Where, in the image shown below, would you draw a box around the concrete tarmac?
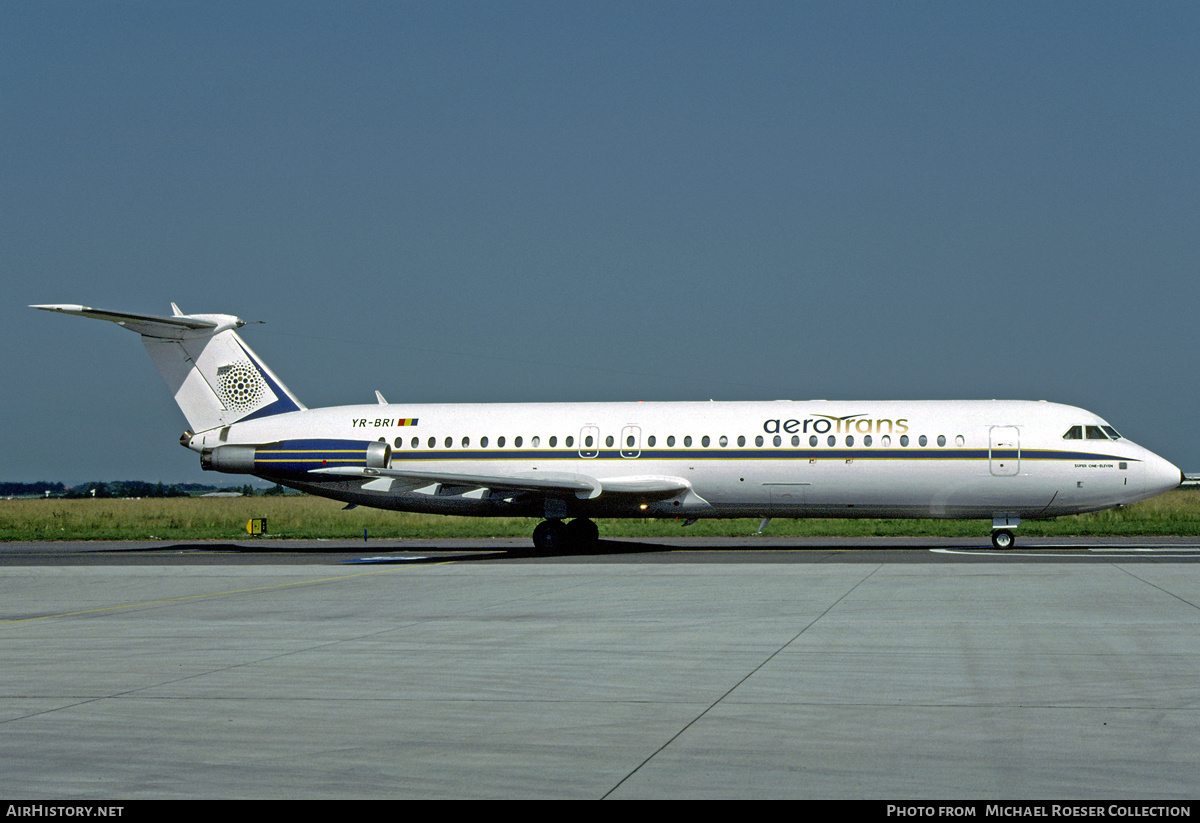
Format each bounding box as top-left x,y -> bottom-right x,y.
1,537 -> 1199,799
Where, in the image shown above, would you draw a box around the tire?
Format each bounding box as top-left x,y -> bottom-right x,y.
566,518 -> 599,546
532,519 -> 568,551
991,529 -> 1015,550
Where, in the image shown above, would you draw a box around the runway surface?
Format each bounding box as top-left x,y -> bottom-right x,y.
2,536 -> 1198,798
6,534 -> 1200,565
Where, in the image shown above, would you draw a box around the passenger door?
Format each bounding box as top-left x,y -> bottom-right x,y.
989,426 -> 1020,476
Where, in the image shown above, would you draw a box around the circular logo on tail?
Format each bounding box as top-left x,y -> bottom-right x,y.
216,361 -> 267,413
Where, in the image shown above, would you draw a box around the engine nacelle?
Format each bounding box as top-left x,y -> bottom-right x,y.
202,439 -> 391,475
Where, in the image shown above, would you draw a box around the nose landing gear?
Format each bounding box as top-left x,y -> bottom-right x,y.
991,514 -> 1020,550
991,529 -> 1015,550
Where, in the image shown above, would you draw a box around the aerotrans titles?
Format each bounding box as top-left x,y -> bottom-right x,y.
763,413 -> 909,435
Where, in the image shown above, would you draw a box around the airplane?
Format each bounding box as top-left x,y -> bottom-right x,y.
33,303 -> 1183,550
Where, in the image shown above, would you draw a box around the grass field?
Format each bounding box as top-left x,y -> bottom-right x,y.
3,488 -> 1199,541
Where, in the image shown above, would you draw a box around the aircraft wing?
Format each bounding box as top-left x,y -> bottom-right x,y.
310,466 -> 600,497
309,466 -> 692,500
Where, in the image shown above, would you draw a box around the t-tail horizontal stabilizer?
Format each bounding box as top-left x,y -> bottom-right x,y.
31,303 -> 305,432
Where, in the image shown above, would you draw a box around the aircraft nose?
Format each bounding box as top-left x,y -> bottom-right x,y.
1144,452 -> 1183,496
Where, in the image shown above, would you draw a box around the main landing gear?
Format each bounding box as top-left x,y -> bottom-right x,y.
532,518 -> 599,551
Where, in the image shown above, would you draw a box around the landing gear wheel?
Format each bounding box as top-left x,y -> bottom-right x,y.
566,518 -> 599,546
532,519 -> 569,551
991,529 -> 1015,550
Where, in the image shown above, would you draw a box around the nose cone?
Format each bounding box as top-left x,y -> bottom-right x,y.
1144,452 -> 1183,498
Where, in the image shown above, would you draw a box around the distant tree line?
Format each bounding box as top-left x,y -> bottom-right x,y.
2,481 -> 293,498
0,482 -> 66,497
65,481 -> 192,499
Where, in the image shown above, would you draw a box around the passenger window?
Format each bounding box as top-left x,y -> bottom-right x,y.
605,436 -> 614,447
827,435 -> 836,447
684,436 -> 692,447
755,435 -> 763,447
481,436 -> 489,448
549,436 -> 557,447
445,436 -> 452,448
702,436 -> 711,447
566,436 -> 574,447
497,436 -> 505,448
428,437 -> 436,448
647,435 -> 655,447
515,436 -> 523,447
719,435 -> 728,447
881,435 -> 891,447
1063,426 -> 1083,440
900,435 -> 909,447
937,435 -> 945,447
585,435 -> 593,447
773,435 -> 782,447
411,437 -> 419,448
667,435 -> 675,446
919,435 -> 927,446
864,435 -> 872,447
791,435 -> 800,447
738,436 -> 746,447
809,435 -> 818,447
394,437 -> 403,448
462,436 -> 470,447
846,435 -> 854,447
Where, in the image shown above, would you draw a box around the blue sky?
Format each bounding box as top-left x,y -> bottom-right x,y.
4,2 -> 1198,484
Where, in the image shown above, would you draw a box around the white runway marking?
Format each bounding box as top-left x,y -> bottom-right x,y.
933,544 -> 1200,558
343,556 -> 431,563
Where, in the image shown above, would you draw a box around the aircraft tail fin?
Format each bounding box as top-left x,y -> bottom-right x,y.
32,304 -> 306,432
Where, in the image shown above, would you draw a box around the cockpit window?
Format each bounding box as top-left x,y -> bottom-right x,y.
1066,424 -> 1120,440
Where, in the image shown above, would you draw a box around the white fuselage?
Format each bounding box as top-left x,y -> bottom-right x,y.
189,399 -> 1182,521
